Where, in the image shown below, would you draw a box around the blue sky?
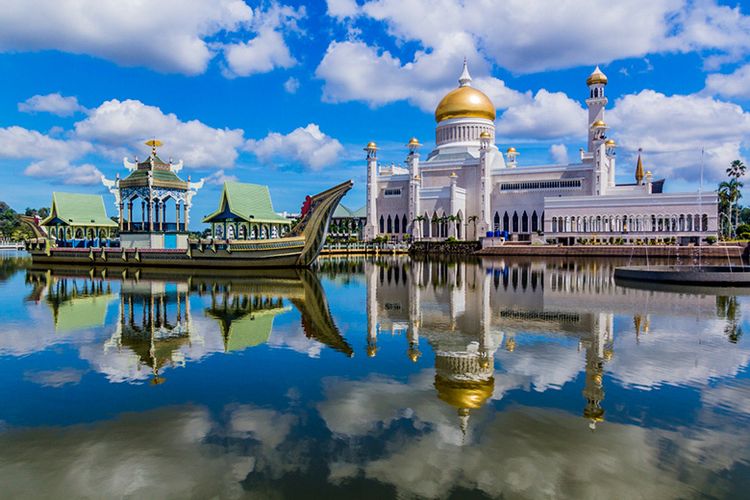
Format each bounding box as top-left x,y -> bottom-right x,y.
1,0 -> 750,227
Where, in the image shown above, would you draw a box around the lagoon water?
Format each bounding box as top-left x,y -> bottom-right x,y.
1,252 -> 749,499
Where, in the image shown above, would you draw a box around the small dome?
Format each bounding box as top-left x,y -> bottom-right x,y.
587,66 -> 608,86
605,139 -> 616,146
591,120 -> 607,129
507,147 -> 517,153
479,131 -> 492,139
365,141 -> 377,150
407,137 -> 421,148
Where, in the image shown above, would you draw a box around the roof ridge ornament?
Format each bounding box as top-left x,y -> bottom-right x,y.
459,58 -> 472,87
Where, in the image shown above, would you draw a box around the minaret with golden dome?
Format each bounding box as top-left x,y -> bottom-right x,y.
586,66 -> 608,153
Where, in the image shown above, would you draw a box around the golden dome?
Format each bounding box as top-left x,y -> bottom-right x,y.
479,131 -> 491,139
407,137 -> 421,148
605,139 -> 616,147
586,66 -> 608,86
364,141 -> 377,150
507,147 -> 517,153
591,120 -> 607,129
434,376 -> 495,410
435,86 -> 496,123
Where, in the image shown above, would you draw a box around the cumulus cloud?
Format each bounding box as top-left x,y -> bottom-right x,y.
0,0 -> 253,75
283,77 -> 300,94
222,3 -> 303,78
74,99 -> 245,168
327,0 -> 750,74
608,90 -> 750,181
245,123 -> 344,170
18,93 -> 87,117
495,90 -> 587,141
0,126 -> 102,185
203,169 -> 239,186
316,40 -> 527,113
550,144 -> 569,164
704,63 -> 750,100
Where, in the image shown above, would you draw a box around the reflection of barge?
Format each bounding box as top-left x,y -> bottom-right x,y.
24,180 -> 352,269
615,265 -> 750,287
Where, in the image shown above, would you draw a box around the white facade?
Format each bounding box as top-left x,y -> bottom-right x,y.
365,64 -> 718,244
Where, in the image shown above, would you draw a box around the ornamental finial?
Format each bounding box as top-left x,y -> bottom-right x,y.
459,58 -> 472,87
145,139 -> 163,156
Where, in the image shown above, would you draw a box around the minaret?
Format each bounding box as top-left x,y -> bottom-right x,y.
477,131 -> 493,238
635,149 -> 645,185
364,142 -> 378,240
406,137 -> 422,239
586,66 -> 608,152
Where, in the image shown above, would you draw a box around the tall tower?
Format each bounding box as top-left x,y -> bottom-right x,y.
406,137 -> 422,238
586,66 -> 608,152
363,142 -> 378,241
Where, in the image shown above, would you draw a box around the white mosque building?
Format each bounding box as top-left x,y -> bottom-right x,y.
364,63 -> 718,245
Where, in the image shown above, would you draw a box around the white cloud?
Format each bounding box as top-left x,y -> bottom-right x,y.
222,3 -> 303,78
495,90 -> 587,141
0,126 -> 102,185
203,169 -> 238,186
328,0 -> 750,74
705,63 -> 750,100
326,0 -> 360,19
283,77 -> 300,94
0,0 -> 253,75
74,99 -> 245,168
316,40 -> 527,113
550,144 -> 569,164
245,123 -> 344,170
608,89 -> 750,181
18,93 -> 86,117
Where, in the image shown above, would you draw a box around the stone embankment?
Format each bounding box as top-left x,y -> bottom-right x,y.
476,244 -> 746,259
409,241 -> 482,256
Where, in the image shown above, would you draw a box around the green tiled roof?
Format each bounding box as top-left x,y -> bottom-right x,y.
203,181 -> 291,224
332,204 -> 353,218
41,192 -> 118,227
352,205 -> 366,217
122,168 -> 185,185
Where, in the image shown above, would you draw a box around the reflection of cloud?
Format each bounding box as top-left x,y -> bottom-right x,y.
0,406 -> 252,499
608,316 -> 750,390
496,341 -> 583,392
23,368 -> 85,387
267,319 -> 324,358
229,406 -> 295,449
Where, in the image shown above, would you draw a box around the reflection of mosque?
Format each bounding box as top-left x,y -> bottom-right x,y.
26,271 -> 117,332
105,280 -> 198,385
364,257 -> 716,431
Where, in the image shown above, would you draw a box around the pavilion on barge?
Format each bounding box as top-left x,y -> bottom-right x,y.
40,192 -> 118,247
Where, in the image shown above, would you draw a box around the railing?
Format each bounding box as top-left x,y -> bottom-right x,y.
54,239 -> 120,248
322,242 -> 410,253
0,239 -> 24,250
122,222 -> 186,232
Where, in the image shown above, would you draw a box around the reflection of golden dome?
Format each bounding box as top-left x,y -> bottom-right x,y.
586,66 -> 608,86
434,375 -> 495,410
584,406 -> 605,422
408,348 -> 421,363
505,338 -> 516,352
435,86 -> 496,123
367,345 -> 378,357
593,373 -> 603,386
603,348 -> 613,361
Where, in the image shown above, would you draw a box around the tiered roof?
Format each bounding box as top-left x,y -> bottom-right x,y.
41,192 -> 118,228
203,182 -> 291,225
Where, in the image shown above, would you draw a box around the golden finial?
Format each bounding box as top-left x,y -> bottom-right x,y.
635,148 -> 645,185
145,139 -> 163,156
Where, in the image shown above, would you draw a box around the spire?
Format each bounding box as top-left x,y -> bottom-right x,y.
458,58 -> 472,87
635,148 -> 644,184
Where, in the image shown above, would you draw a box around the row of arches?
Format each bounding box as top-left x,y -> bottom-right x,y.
493,210 -> 542,234
120,193 -> 186,232
379,214 -> 409,234
48,227 -> 113,240
552,213 -> 710,233
212,222 -> 287,240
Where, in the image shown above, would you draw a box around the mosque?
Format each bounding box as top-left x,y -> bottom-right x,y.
364,63 -> 718,245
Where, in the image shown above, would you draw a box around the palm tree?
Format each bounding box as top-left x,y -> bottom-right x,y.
467,215 -> 479,240
718,181 -> 733,238
412,215 -> 425,240
726,160 -> 746,232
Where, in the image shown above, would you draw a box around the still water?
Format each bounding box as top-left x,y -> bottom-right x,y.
0,252 -> 749,498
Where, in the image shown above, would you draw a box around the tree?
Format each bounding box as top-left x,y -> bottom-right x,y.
412,215 -> 425,240
467,215 -> 479,240
726,160 -> 746,234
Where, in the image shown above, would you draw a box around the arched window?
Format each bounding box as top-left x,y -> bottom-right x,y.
522,211 -> 528,233
512,211 -> 519,233
503,212 -> 510,232
394,215 -> 400,233
387,215 -> 392,234
494,212 -> 500,231
531,211 -> 538,232
402,215 -> 407,234
702,214 -> 708,231
379,215 -> 384,233
552,217 -> 558,233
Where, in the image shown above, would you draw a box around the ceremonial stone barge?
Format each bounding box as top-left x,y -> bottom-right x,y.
23,141 -> 352,268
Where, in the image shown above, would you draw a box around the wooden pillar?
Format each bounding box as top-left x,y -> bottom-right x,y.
148,197 -> 154,232
176,202 -> 181,232
183,202 -> 189,231
118,202 -> 124,230
127,202 -> 133,231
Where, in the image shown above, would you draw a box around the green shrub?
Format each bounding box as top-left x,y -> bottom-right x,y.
736,224 -> 750,235
706,235 -> 717,245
